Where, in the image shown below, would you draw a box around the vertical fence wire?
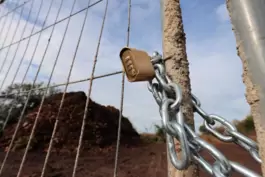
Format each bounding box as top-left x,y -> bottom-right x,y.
0,0 -> 32,34
0,0 -> 47,174
0,1 -> 9,33
1,0 -> 52,132
38,0 -> 94,173
0,6 -> 24,74
0,1 -> 34,91
0,0 -> 135,176
113,0 -> 131,177
0,1 -> 103,54
13,0 -> 65,175
39,1 -> 109,175
71,0 -> 109,176
0,3 -> 27,81
0,2 -> 13,40
0,1 -> 19,63
0,0 -> 31,20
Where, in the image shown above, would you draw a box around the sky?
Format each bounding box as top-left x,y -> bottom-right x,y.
0,0 -> 250,133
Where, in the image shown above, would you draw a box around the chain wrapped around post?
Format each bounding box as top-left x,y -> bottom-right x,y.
119,47 -> 262,177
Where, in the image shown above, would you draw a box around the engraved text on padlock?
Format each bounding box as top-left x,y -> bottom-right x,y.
119,47 -> 155,82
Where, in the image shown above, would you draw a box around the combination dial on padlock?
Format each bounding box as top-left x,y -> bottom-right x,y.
119,47 -> 155,82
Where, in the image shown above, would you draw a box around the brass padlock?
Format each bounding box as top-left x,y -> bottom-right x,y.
119,47 -> 155,82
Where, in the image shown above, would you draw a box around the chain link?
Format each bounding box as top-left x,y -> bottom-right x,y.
148,52 -> 262,177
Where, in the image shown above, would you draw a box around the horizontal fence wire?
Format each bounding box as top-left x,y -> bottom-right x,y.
72,0 -> 109,176
0,0 -> 30,82
0,0 -> 103,53
0,0 -> 37,135
0,0 -> 31,21
0,0 -> 128,177
0,0 -> 21,56
0,0 -> 35,91
0,0 -> 29,44
0,71 -> 123,98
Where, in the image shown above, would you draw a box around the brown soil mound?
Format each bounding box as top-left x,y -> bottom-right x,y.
0,91 -> 140,152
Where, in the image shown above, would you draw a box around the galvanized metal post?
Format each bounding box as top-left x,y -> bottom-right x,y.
160,0 -> 199,177
226,0 -> 265,175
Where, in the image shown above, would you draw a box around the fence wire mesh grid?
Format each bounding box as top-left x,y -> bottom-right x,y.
0,0 -> 132,176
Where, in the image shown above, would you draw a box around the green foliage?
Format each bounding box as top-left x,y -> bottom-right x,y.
140,134 -> 160,143
1,82 -> 60,101
233,115 -> 255,134
140,124 -> 166,144
154,124 -> 166,142
0,82 -> 61,131
244,115 -> 255,131
199,124 -> 208,134
199,115 -> 255,136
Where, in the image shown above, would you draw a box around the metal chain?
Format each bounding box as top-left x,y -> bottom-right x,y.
148,52 -> 262,177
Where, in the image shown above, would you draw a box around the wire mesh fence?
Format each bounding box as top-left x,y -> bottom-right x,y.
0,0 -> 263,177
0,0 -> 138,176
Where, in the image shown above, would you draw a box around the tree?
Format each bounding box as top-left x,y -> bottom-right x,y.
243,115 -> 255,132
0,82 -> 60,129
161,0 -> 199,176
199,124 -> 208,134
233,115 -> 255,134
154,124 -> 166,142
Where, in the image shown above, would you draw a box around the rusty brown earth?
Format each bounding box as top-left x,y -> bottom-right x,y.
0,92 -> 261,177
0,141 -> 262,177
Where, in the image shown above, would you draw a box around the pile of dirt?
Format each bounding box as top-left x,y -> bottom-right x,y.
0,91 -> 140,152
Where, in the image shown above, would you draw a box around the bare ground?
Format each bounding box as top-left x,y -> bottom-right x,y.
0,141 -> 261,177
199,142 -> 262,177
0,143 -> 167,177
